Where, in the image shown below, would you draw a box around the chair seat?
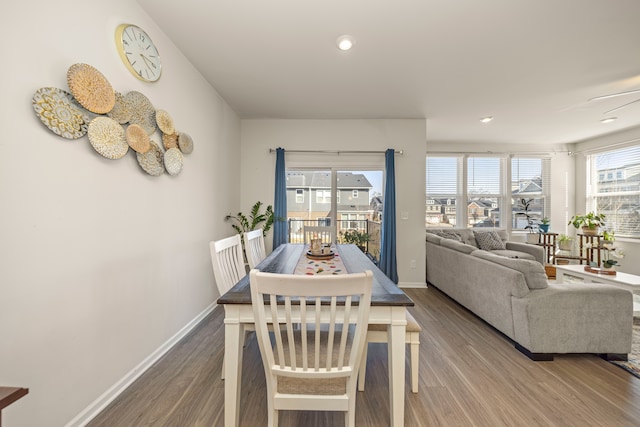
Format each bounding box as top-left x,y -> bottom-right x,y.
279,376 -> 347,395
367,310 -> 421,332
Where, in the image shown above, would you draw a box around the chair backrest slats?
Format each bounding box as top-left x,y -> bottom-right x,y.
303,226 -> 335,245
244,228 -> 267,269
210,235 -> 246,296
250,269 -> 372,383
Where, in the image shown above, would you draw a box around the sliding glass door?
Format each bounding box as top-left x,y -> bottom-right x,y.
286,168 -> 383,261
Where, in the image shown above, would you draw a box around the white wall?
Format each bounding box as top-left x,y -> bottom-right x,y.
240,119 -> 427,286
574,126 -> 640,275
0,1 -> 240,426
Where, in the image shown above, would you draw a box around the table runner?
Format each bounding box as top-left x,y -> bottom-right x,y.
294,245 -> 348,275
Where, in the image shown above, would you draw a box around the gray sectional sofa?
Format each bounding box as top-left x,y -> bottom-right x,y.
426,228 -> 633,360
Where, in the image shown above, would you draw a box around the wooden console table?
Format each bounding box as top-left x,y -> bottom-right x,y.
0,387 -> 28,427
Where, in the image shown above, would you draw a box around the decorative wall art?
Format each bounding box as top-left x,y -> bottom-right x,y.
32,87 -> 90,139
31,63 -> 194,177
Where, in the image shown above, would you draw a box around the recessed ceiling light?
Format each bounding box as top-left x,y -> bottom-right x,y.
480,116 -> 494,123
336,35 -> 355,51
601,117 -> 617,123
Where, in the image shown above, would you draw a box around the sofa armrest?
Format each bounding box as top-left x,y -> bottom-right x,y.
505,241 -> 544,264
512,283 -> 633,354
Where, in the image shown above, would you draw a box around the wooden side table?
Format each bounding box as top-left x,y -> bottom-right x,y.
535,232 -> 557,264
0,387 -> 28,427
554,234 -> 603,266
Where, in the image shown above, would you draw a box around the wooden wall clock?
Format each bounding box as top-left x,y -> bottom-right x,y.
114,24 -> 162,82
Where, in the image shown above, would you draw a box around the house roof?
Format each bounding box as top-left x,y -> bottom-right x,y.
287,171 -> 372,189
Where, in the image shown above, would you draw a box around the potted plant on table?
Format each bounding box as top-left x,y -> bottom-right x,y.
568,212 -> 605,236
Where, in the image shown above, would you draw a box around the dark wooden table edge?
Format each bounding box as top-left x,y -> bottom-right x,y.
217,244 -> 414,307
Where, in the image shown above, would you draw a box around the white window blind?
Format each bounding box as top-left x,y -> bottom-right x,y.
426,157 -> 459,227
587,145 -> 640,238
466,157 -> 503,228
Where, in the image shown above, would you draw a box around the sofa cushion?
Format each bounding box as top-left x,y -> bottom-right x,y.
433,230 -> 463,241
440,238 -> 478,254
490,249 -> 537,261
425,233 -> 443,244
471,250 -> 548,290
474,230 -> 507,251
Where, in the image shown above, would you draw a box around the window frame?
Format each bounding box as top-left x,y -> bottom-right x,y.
586,145 -> 640,239
426,153 -> 551,232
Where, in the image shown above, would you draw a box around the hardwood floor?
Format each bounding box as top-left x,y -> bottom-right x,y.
88,286 -> 640,426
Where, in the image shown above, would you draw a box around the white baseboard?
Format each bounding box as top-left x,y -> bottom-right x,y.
398,282 -> 428,288
64,303 -> 217,427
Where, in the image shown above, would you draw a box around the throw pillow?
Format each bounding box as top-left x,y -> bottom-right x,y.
434,231 -> 462,241
474,231 -> 506,251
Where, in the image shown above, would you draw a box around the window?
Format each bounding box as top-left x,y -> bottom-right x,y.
286,169 -> 383,259
587,145 -> 640,238
511,157 -> 551,231
425,157 -> 459,227
316,189 -> 331,203
466,157 -> 503,228
426,155 -> 550,231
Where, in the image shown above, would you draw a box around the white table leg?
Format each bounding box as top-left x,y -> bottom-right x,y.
387,307 -> 407,427
556,269 -> 565,283
224,305 -> 244,427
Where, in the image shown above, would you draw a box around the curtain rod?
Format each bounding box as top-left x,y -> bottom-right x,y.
269,148 -> 403,155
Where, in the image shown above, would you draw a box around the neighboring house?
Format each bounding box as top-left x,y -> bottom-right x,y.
425,197 -> 457,227
370,195 -> 384,221
286,171 -> 373,230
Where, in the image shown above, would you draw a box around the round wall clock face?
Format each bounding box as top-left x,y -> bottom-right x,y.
115,24 -> 162,82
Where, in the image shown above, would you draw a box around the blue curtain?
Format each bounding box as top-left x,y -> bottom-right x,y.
380,149 -> 398,283
273,147 -> 288,248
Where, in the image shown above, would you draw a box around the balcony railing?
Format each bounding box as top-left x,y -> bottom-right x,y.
287,219 -> 381,264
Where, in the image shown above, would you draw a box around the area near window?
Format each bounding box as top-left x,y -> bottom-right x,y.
586,145 -> 640,238
426,154 -> 550,231
285,168 -> 383,262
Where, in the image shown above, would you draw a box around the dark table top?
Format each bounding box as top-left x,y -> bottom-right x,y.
0,387 -> 28,411
217,244 -> 414,307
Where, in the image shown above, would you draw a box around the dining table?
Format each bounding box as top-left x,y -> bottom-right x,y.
217,243 -> 415,427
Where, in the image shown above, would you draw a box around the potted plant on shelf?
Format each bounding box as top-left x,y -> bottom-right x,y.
602,230 -> 615,244
568,212 -> 605,236
539,217 -> 550,233
557,234 -> 573,251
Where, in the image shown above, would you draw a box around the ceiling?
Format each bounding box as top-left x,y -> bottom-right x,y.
139,0 -> 640,145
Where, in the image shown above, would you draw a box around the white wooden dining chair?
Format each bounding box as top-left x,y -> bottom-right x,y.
210,234 -> 252,379
358,309 -> 421,393
303,225 -> 335,245
250,269 -> 373,427
243,228 -> 267,269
